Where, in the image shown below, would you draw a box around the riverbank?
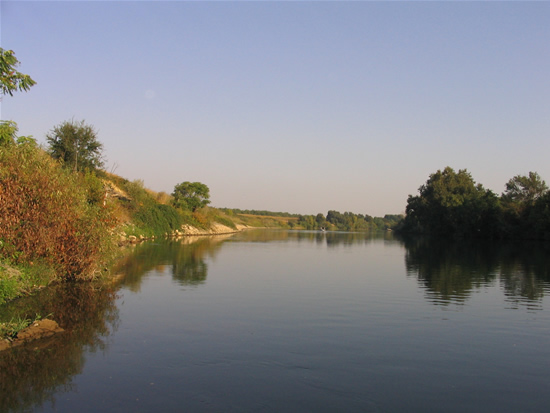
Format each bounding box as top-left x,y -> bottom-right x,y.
0,319 -> 64,352
118,222 -> 250,245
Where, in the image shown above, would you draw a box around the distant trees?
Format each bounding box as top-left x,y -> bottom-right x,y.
0,48 -> 36,97
46,119 -> 104,173
400,167 -> 550,240
295,210 -> 399,232
172,182 -> 211,212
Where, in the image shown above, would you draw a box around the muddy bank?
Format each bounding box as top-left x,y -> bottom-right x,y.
0,319 -> 64,352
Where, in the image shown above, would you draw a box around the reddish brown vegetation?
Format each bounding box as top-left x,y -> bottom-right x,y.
0,145 -> 115,280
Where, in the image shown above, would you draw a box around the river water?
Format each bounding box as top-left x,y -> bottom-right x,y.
1,230 -> 550,412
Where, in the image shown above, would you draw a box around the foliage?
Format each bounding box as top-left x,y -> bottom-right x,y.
0,315 -> 31,340
401,167 -> 501,237
46,119 -> 104,173
502,172 -> 548,216
0,261 -> 55,305
0,120 -> 36,147
221,208 -> 301,218
528,192 -> 550,240
172,181 -> 211,212
132,204 -> 183,237
400,167 -> 550,240
214,215 -> 237,230
106,178 -> 188,237
0,48 -> 36,97
0,143 -> 115,281
0,120 -> 19,146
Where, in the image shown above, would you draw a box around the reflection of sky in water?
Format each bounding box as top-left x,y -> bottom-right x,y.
6,231 -> 550,413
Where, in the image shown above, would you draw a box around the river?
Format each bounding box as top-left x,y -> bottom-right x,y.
1,230 -> 550,412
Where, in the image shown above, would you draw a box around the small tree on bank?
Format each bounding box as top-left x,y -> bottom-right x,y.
46,119 -> 104,173
172,182 -> 211,212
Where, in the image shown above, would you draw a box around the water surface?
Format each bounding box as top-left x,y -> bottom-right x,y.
2,230 -> 550,412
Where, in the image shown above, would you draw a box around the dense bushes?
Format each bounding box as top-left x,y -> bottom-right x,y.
0,143 -> 115,282
133,204 -> 183,236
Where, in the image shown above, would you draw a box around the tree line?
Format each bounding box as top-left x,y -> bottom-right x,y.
398,167 -> 550,240
296,211 -> 402,231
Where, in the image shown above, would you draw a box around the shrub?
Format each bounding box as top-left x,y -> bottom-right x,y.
0,144 -> 115,280
133,204 -> 183,236
214,216 -> 237,230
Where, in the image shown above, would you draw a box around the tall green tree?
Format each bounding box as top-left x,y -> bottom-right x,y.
172,182 -> 211,212
502,172 -> 548,211
0,48 -> 36,97
402,167 -> 501,237
46,119 -> 104,172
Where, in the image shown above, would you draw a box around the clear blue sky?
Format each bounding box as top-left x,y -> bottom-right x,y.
2,1 -> 549,217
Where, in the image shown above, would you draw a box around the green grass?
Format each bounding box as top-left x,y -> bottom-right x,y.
0,261 -> 56,305
0,315 -> 31,340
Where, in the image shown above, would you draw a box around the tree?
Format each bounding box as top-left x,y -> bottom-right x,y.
46,119 -> 104,172
315,213 -> 327,229
502,172 -> 548,210
172,182 -> 211,212
0,48 -> 36,97
402,167 -> 500,237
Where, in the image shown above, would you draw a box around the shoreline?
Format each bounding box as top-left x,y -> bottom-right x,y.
119,223 -> 251,245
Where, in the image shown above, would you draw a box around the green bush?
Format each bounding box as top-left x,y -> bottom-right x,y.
133,204 -> 183,236
214,216 -> 237,230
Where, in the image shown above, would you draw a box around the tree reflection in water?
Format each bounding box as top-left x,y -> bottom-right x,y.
0,283 -> 119,412
111,236 -> 229,291
404,236 -> 550,308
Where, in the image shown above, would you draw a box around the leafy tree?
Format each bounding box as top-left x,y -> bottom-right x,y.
315,213 -> 327,229
172,181 -> 211,212
46,119 -> 104,172
402,167 -> 500,237
527,192 -> 550,240
0,48 -> 36,97
502,172 -> 548,210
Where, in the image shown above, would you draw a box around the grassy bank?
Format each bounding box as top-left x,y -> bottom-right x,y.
0,142 -> 117,305
0,143 -> 243,306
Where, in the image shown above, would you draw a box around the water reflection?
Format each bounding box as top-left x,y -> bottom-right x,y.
0,283 -> 118,412
112,236 -> 229,290
404,236 -> 550,308
231,228 -> 396,246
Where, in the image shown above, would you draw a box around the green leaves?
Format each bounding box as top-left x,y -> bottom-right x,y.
46,119 -> 104,173
403,167 -> 499,237
172,181 -> 211,212
0,48 -> 36,97
503,172 -> 548,208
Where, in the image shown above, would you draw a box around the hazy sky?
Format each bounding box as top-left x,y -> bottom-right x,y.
2,1 -> 549,216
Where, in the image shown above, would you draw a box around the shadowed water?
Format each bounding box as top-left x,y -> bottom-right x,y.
2,230 -> 550,412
